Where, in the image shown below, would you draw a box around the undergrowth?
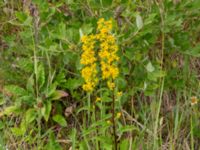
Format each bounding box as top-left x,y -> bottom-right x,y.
0,0 -> 200,149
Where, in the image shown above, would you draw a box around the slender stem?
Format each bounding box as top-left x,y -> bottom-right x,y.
87,93 -> 91,126
190,111 -> 194,150
94,104 -> 101,150
153,1 -> 165,149
112,89 -> 117,150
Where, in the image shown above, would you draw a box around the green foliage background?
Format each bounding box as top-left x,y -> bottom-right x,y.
0,0 -> 200,149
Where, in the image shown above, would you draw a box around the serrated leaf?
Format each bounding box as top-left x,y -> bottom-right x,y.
53,114 -> 67,127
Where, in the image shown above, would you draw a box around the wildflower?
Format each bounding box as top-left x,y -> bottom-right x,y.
116,112 -> 122,119
81,34 -> 98,92
97,18 -> 119,90
191,96 -> 198,106
80,18 -> 119,92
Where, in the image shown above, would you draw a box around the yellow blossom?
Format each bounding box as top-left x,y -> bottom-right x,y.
81,34 -> 98,92
191,96 -> 198,106
81,18 -> 119,92
96,18 -> 119,90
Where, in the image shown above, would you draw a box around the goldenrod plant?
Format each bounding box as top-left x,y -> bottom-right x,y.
0,0 -> 200,149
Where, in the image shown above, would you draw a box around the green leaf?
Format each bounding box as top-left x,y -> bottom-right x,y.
120,139 -> 129,150
41,101 -> 52,122
148,70 -> 166,81
11,127 -> 26,136
118,125 -> 139,134
136,14 -> 143,30
4,85 -> 27,97
36,64 -> 45,89
17,58 -> 33,72
65,78 -> 83,91
15,12 -> 27,22
0,121 -> 4,130
0,105 -> 20,117
80,23 -> 93,36
146,62 -> 155,72
184,44 -> 200,57
53,114 -> 67,127
25,109 -> 37,124
45,131 -> 62,150
50,90 -> 69,101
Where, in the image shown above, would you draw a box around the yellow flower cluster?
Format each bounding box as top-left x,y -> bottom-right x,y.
81,35 -> 98,92
96,18 -> 119,90
80,18 -> 119,92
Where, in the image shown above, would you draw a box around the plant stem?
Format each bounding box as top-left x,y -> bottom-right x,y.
87,93 -> 91,126
112,89 -> 117,150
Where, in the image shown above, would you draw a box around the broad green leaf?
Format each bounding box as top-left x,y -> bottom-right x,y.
53,114 -> 67,127
25,109 -> 37,124
4,85 -> 27,97
120,139 -> 129,150
50,90 -> 69,101
41,101 -> 52,122
11,127 -> 26,136
0,105 -> 20,117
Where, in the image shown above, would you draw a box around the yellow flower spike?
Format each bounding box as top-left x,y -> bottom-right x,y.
191,96 -> 198,106
116,112 -> 122,119
81,18 -> 119,92
81,34 -> 98,92
96,18 -> 119,90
